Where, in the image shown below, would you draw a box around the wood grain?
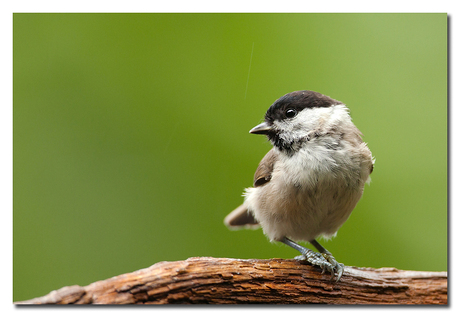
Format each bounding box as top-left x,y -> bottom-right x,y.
15,257 -> 447,305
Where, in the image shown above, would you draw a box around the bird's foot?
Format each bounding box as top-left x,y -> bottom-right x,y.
295,251 -> 344,282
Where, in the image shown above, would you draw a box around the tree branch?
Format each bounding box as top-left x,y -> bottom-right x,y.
15,257 -> 447,304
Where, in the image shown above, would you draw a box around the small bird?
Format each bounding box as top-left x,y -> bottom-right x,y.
224,90 -> 374,282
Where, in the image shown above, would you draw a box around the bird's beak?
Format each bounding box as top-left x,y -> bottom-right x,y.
249,122 -> 272,135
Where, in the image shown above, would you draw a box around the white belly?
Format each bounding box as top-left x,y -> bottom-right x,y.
244,145 -> 368,242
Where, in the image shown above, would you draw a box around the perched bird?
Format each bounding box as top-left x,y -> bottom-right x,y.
224,90 -> 374,281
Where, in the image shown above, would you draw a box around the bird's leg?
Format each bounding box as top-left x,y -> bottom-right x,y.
310,239 -> 345,282
279,237 -> 339,279
279,237 -> 344,282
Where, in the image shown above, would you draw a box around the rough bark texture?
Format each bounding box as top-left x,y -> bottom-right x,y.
15,257 -> 447,305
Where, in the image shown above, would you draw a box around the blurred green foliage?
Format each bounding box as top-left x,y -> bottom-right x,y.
13,13 -> 447,302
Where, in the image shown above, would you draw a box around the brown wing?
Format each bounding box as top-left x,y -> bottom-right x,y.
254,148 -> 277,187
224,204 -> 259,229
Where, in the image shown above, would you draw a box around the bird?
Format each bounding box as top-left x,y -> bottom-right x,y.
224,90 -> 374,282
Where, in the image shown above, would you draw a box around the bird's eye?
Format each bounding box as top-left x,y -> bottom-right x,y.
285,108 -> 297,118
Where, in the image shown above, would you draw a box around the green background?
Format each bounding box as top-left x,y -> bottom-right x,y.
13,13 -> 447,302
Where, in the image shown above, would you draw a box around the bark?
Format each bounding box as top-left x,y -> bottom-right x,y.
15,257 -> 447,305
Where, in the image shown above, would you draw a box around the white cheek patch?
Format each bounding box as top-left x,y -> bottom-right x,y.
274,104 -> 350,143
274,107 -> 333,143
328,104 -> 350,127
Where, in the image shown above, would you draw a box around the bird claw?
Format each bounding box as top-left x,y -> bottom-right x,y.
322,253 -> 344,282
295,252 -> 344,282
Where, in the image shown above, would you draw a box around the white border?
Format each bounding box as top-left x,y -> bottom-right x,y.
2,1 -> 456,315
